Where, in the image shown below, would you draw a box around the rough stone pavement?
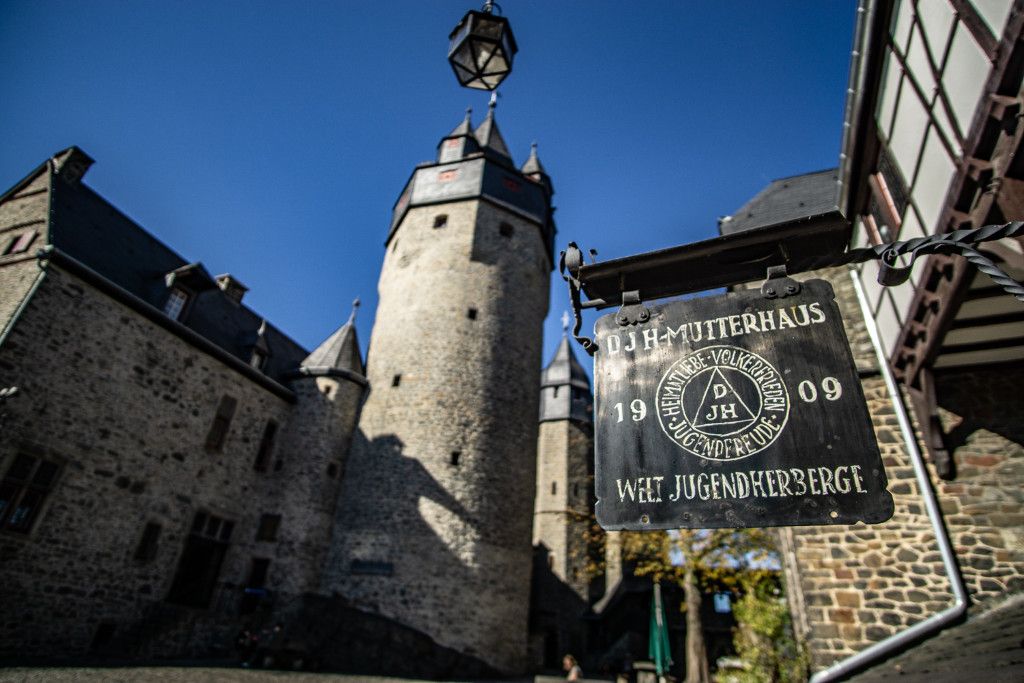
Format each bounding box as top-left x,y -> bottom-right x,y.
0,670 -> 539,683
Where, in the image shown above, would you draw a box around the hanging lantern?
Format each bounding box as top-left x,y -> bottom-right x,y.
447,3 -> 518,91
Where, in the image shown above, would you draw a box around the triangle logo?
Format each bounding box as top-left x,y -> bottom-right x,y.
690,367 -> 757,433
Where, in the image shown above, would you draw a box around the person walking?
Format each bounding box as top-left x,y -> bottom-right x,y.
563,654 -> 583,681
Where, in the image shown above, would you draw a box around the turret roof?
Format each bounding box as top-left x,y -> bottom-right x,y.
474,102 -> 513,163
541,335 -> 590,391
302,302 -> 364,377
521,142 -> 547,176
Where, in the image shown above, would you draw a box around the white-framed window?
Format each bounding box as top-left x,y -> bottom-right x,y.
163,287 -> 189,321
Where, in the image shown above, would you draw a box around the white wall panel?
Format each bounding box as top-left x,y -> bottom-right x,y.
972,0 -> 1013,38
889,83 -> 930,185
892,0 -> 916,54
861,259 -> 885,315
907,26 -> 937,96
943,22 -> 992,132
876,51 -> 903,140
917,1 -> 956,66
890,278 -> 916,320
876,291 -> 903,353
913,127 -> 957,232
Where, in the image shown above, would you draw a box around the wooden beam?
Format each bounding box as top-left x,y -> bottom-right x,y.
949,310 -> 1024,329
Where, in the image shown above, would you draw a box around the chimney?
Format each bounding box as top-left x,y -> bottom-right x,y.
215,274 -> 248,305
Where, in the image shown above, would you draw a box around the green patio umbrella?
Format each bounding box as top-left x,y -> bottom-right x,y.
649,580 -> 673,677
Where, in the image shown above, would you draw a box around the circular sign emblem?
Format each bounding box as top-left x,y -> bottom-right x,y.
656,345 -> 789,461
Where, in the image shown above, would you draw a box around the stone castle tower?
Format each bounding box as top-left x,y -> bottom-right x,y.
534,329 -> 594,599
324,103 -> 555,673
530,329 -> 596,665
274,309 -> 367,599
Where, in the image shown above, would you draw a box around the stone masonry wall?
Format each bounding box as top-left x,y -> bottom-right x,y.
0,173 -> 49,334
325,198 -> 550,673
533,419 -> 594,599
0,263 -> 331,659
931,364 -> 1024,601
778,266 -> 1024,671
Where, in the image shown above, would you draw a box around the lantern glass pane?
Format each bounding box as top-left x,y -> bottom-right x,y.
466,77 -> 487,89
452,45 -> 475,70
453,62 -> 476,85
449,18 -> 471,55
473,16 -> 503,39
483,52 -> 508,75
472,40 -> 497,72
482,75 -> 503,88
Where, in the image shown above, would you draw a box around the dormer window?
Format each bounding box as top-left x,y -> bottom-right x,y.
250,348 -> 267,370
163,288 -> 189,321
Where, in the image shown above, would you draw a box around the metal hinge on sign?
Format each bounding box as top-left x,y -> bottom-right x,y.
761,265 -> 801,299
616,290 -> 650,326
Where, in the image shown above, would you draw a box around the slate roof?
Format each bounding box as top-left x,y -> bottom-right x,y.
848,596 -> 1024,682
445,108 -> 475,139
521,142 -> 546,176
539,335 -> 592,424
302,310 -> 364,377
718,168 -> 840,235
473,104 -> 514,165
24,147 -> 313,383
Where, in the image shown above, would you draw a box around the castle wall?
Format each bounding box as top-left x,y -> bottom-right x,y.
0,263 -> 336,659
273,375 -> 364,599
778,266 -> 1024,669
326,198 -> 549,673
0,173 -> 49,335
533,418 -> 593,598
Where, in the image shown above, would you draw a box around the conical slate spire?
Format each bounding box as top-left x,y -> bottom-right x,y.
302,299 -> 364,376
542,336 -> 591,391
521,141 -> 553,194
474,96 -> 513,164
540,328 -> 592,424
521,142 -> 546,176
447,107 -> 474,138
438,108 -> 480,162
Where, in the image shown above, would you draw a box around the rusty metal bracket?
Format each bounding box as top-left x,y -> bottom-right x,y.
559,242 -> 598,356
615,290 -> 650,326
760,264 -> 802,299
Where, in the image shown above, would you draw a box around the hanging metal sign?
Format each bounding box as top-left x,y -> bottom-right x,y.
594,279 -> 894,530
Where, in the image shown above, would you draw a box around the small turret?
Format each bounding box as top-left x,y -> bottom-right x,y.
539,315 -> 592,424
300,300 -> 365,382
473,95 -> 514,166
274,300 -> 367,597
521,142 -> 553,195
438,108 -> 481,163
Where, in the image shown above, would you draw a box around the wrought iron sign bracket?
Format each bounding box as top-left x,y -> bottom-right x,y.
615,290 -> 650,326
561,221 -> 1024,357
760,264 -> 802,299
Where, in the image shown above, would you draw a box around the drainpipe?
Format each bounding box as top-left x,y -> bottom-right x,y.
809,271 -> 968,682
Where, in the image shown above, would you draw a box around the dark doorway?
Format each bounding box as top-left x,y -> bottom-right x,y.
166,511 -> 233,608
239,557 -> 271,615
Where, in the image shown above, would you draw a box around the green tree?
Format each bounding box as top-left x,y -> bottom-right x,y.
617,527 -> 778,683
719,579 -> 808,683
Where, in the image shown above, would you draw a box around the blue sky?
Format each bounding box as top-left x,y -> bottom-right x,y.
1,1 -> 855,367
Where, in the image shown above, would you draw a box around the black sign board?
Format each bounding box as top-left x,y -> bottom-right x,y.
593,279 -> 894,530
